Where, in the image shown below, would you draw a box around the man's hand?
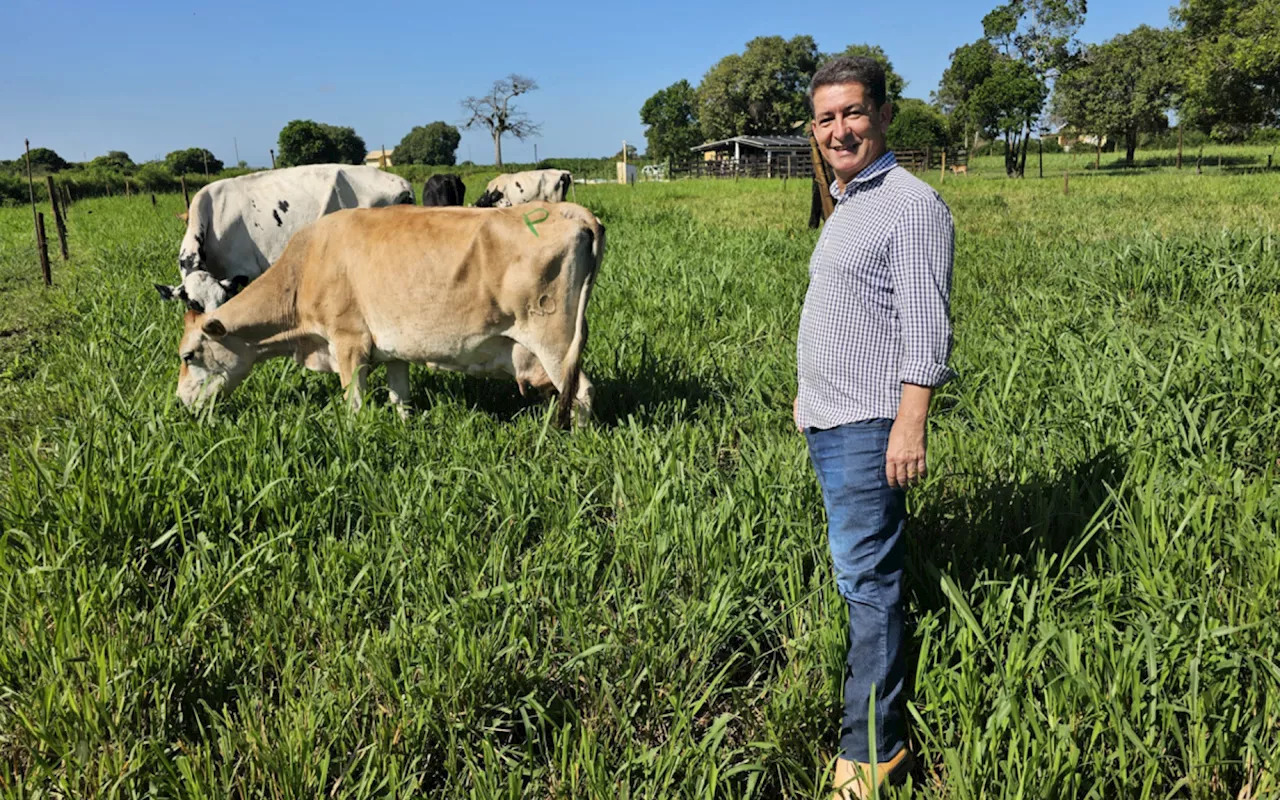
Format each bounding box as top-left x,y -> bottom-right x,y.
887,383 -> 933,489
886,418 -> 926,488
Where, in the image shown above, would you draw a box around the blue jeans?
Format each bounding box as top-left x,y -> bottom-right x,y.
805,419 -> 907,763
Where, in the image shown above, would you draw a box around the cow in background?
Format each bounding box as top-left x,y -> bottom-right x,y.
422,174 -> 466,206
474,169 -> 572,208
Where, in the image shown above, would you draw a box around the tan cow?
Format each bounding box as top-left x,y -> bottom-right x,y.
175,202 -> 603,426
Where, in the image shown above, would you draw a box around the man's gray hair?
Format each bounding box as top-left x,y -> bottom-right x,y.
809,56 -> 888,109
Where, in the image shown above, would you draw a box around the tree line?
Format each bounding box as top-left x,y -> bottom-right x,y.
640,0 -> 1280,177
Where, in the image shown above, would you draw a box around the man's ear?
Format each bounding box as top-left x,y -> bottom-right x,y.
156,283 -> 181,301
202,319 -> 227,338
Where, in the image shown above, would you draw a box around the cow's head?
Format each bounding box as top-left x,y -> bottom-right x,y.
175,309 -> 258,408
156,272 -> 249,314
473,189 -> 504,208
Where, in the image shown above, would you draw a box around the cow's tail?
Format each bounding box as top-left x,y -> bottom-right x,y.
556,218 -> 604,428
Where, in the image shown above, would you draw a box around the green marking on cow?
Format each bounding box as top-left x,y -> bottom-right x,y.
524,208 -> 550,237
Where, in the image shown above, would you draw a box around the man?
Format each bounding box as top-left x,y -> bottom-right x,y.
795,56 -> 955,799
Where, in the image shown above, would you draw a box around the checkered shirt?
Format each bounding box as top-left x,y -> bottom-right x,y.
796,151 -> 956,430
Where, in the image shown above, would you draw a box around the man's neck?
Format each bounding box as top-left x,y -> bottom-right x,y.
834,145 -> 888,193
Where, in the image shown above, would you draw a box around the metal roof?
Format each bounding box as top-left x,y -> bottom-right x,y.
691,135 -> 810,152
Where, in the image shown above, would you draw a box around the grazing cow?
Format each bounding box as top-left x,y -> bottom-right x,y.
950,164 -> 969,176
174,203 -> 603,427
155,164 -> 414,313
473,169 -> 572,208
422,174 -> 466,206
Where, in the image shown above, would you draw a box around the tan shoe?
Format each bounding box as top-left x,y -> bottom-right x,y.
831,748 -> 912,800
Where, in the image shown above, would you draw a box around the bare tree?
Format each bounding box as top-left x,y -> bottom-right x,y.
461,74 -> 542,167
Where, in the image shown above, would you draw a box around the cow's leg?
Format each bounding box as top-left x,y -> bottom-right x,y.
511,338 -> 593,427
337,337 -> 372,412
386,361 -> 412,420
572,369 -> 595,426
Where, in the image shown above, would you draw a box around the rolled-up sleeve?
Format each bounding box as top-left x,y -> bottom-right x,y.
887,195 -> 955,387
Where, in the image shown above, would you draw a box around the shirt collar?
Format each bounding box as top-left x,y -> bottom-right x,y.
829,150 -> 898,200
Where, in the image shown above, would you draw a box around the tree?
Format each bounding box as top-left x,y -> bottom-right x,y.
826,44 -> 907,102
1174,0 -> 1280,133
460,74 -> 541,167
89,151 -> 134,171
640,79 -> 703,162
612,143 -> 640,161
887,98 -> 949,149
277,120 -> 340,166
935,39 -> 1003,152
981,0 -> 1087,176
392,122 -> 461,165
1053,26 -> 1179,163
22,147 -> 69,173
968,55 -> 1048,176
165,148 -> 223,175
318,124 -> 367,165
696,35 -> 819,141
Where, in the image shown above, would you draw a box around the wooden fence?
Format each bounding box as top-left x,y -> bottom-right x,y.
666,148 -> 968,181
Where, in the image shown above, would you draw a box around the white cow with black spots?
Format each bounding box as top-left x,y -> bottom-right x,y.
473,169 -> 572,208
156,164 -> 413,313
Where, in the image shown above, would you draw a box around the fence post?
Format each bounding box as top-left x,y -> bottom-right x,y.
24,139 -> 48,284
151,193 -> 157,206
181,176 -> 190,210
125,179 -> 131,197
941,150 -> 947,183
1176,125 -> 1183,169
45,176 -> 68,261
36,212 -> 51,286
270,149 -> 276,169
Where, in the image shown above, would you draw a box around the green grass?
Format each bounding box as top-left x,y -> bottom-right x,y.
0,167 -> 1278,798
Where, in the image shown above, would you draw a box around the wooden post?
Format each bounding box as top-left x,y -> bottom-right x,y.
151,193 -> 157,206
202,150 -> 209,176
1217,154 -> 1222,169
808,129 -> 834,222
1038,135 -> 1043,179
45,177 -> 68,261
24,140 -> 47,282
1269,155 -> 1273,170
941,150 -> 947,183
1176,125 -> 1183,169
1095,137 -> 1101,170
181,176 -> 190,210
1064,170 -> 1069,195
270,149 -> 276,169
35,212 -> 51,286
62,184 -> 72,212
125,179 -> 131,197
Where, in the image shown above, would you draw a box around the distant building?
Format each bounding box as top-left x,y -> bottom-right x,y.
1056,127 -> 1108,152
364,149 -> 394,168
691,134 -> 811,164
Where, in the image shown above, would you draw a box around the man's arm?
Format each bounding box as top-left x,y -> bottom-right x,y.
886,196 -> 955,487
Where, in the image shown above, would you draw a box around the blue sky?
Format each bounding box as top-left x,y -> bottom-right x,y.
2,0 -> 1180,167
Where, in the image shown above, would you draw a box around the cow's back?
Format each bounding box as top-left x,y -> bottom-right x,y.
179,165 -> 413,281
290,204 -> 598,332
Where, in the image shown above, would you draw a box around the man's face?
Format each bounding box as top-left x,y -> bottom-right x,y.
811,82 -> 893,184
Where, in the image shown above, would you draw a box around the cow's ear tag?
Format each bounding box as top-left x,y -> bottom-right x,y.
523,208 -> 550,237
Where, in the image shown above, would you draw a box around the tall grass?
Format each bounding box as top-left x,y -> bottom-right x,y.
0,169 -> 1277,797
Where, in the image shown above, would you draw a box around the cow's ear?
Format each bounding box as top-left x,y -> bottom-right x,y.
156,283 -> 181,301
202,319 -> 227,338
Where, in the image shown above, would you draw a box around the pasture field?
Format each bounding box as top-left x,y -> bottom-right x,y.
1,167 -> 1278,798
